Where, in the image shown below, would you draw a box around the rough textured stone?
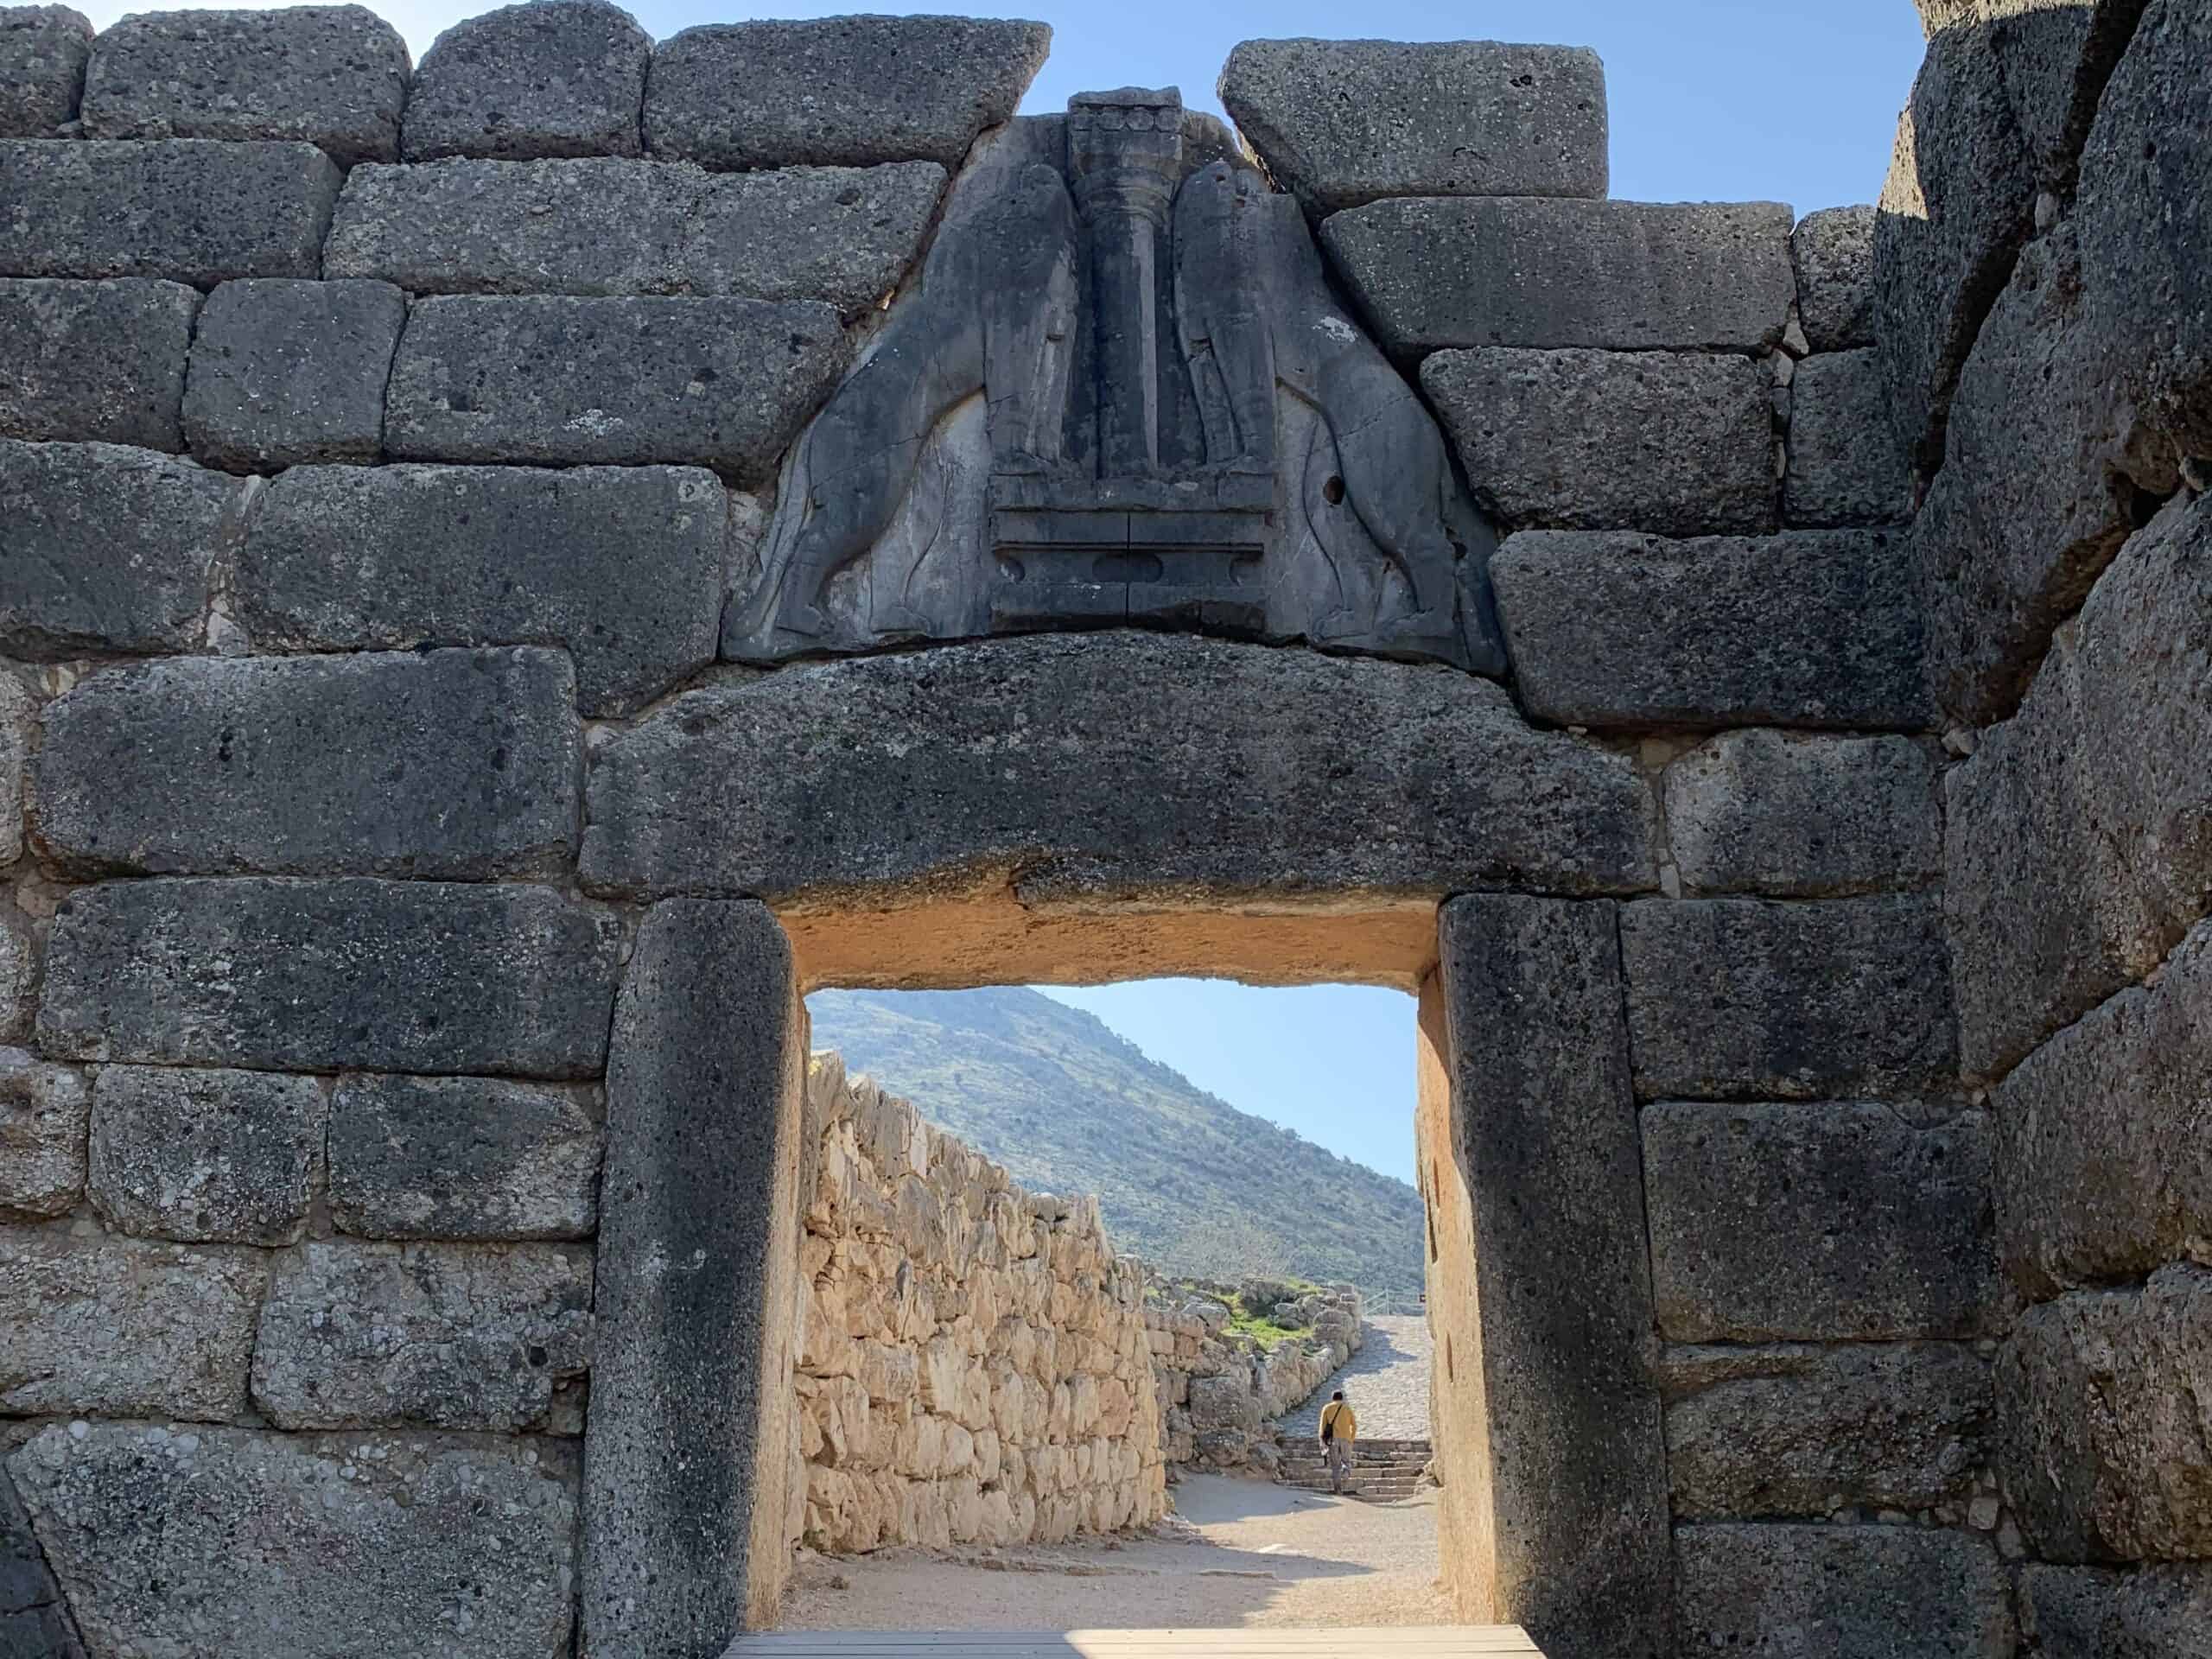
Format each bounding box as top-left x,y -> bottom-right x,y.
587,899 -> 804,1651
328,1073 -> 601,1242
1675,1524 -> 2014,1658
1664,731 -> 1942,898
582,632 -> 1656,902
0,277 -> 198,448
1328,199 -> 1791,354
1663,1344 -> 1991,1518
0,139 -> 341,283
1622,899 -> 1959,1101
87,1065 -> 323,1245
1424,347 -> 1774,536
253,1240 -> 591,1432
1644,1102 -> 1999,1341
0,1226 -> 264,1419
1433,896 -> 1670,1659
38,878 -> 621,1077
1999,1267 -> 2212,1561
79,4 -> 410,165
181,277 -> 405,470
1987,0 -> 2156,194
8,1424 -> 577,1659
384,293 -> 846,483
327,156 -> 944,317
1995,917 -> 2212,1295
1791,205 -> 1877,352
645,16 -> 1049,170
0,905 -> 31,1046
0,1463 -> 78,1659
1217,40 -> 1605,216
1785,349 -> 1912,526
1491,529 -> 1929,731
0,1051 -> 87,1221
404,0 -> 649,162
35,648 -> 582,879
236,462 -> 725,718
0,5 -> 89,136
0,671 -> 26,866
2023,1563 -> 2212,1659
0,440 -> 235,658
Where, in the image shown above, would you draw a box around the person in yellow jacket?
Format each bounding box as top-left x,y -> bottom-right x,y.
1319,1390 -> 1357,1494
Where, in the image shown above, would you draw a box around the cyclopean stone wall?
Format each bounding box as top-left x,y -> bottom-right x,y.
791,1052 -> 1166,1555
1143,1281 -> 1363,1472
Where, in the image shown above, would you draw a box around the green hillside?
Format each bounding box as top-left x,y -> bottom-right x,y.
805,987 -> 1425,1301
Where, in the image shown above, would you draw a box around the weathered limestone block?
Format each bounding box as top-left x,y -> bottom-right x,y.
1643,1103 -> 2000,1341
1328,200 -> 1790,354
1425,347 -> 1773,536
1664,731 -> 1941,898
385,293 -> 846,483
38,878 -> 621,1077
0,440 -> 234,658
0,904 -> 30,1046
404,0 -> 649,161
35,648 -> 583,879
645,16 -> 1049,170
0,5 -> 89,136
329,1073 -> 601,1242
1791,205 -> 1876,352
2023,1563 -> 2212,1658
0,276 -> 198,448
582,632 -> 1656,901
1785,349 -> 1912,527
87,1065 -> 324,1245
0,671 -> 25,866
1492,528 -> 1927,730
0,1050 -> 86,1220
1217,40 -> 1606,215
1985,0 -> 2158,194
9,1424 -> 578,1659
0,1462 -> 76,1656
1675,1524 -> 2014,1657
182,277 -> 406,470
79,4 -> 410,165
1995,917 -> 2212,1295
1663,1343 -> 1991,1517
1621,896 -> 1956,1098
0,139 -> 341,283
0,1225 -> 264,1419
237,461 -> 725,717
253,1240 -> 592,1432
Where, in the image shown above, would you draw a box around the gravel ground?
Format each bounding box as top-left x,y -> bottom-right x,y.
1274,1316 -> 1433,1440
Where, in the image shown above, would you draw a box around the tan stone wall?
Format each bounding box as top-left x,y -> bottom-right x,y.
1143,1281 -> 1362,1472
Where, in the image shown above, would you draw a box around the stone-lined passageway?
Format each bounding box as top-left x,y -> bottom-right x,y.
1274,1317 -> 1433,1442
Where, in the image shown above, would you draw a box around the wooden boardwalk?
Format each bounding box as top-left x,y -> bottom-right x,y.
729,1629 -> 1541,1656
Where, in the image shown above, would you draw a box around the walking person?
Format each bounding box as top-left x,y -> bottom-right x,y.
1319,1389 -> 1357,1495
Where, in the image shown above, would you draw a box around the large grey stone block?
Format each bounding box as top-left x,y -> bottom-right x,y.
403,0 -> 649,161
182,277 -> 406,470
1663,1343 -> 1991,1518
1663,731 -> 1942,898
9,1424 -> 577,1659
1644,1102 -> 1999,1342
1995,917 -> 2212,1296
38,878 -> 621,1077
1491,529 -> 1929,731
0,276 -> 198,448
645,15 -> 1049,170
87,1065 -> 323,1245
79,4 -> 410,165
1425,347 -> 1774,536
1986,0 -> 2157,194
1328,199 -> 1791,354
1999,1267 -> 2212,1561
327,156 -> 944,318
2023,1563 -> 2212,1659
36,647 -> 582,879
328,1073 -> 601,1242
0,670 -> 26,865
1785,349 -> 1912,526
0,1465 -> 76,1659
1217,40 -> 1606,216
0,6 -> 89,136
581,632 -> 1656,902
0,138 -> 341,283
235,461 -> 724,718
0,439 -> 235,658
0,1225 -> 264,1419
253,1240 -> 591,1432
1675,1524 -> 2013,1658
384,293 -> 846,483
0,1051 -> 87,1221
1791,205 -> 1876,352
